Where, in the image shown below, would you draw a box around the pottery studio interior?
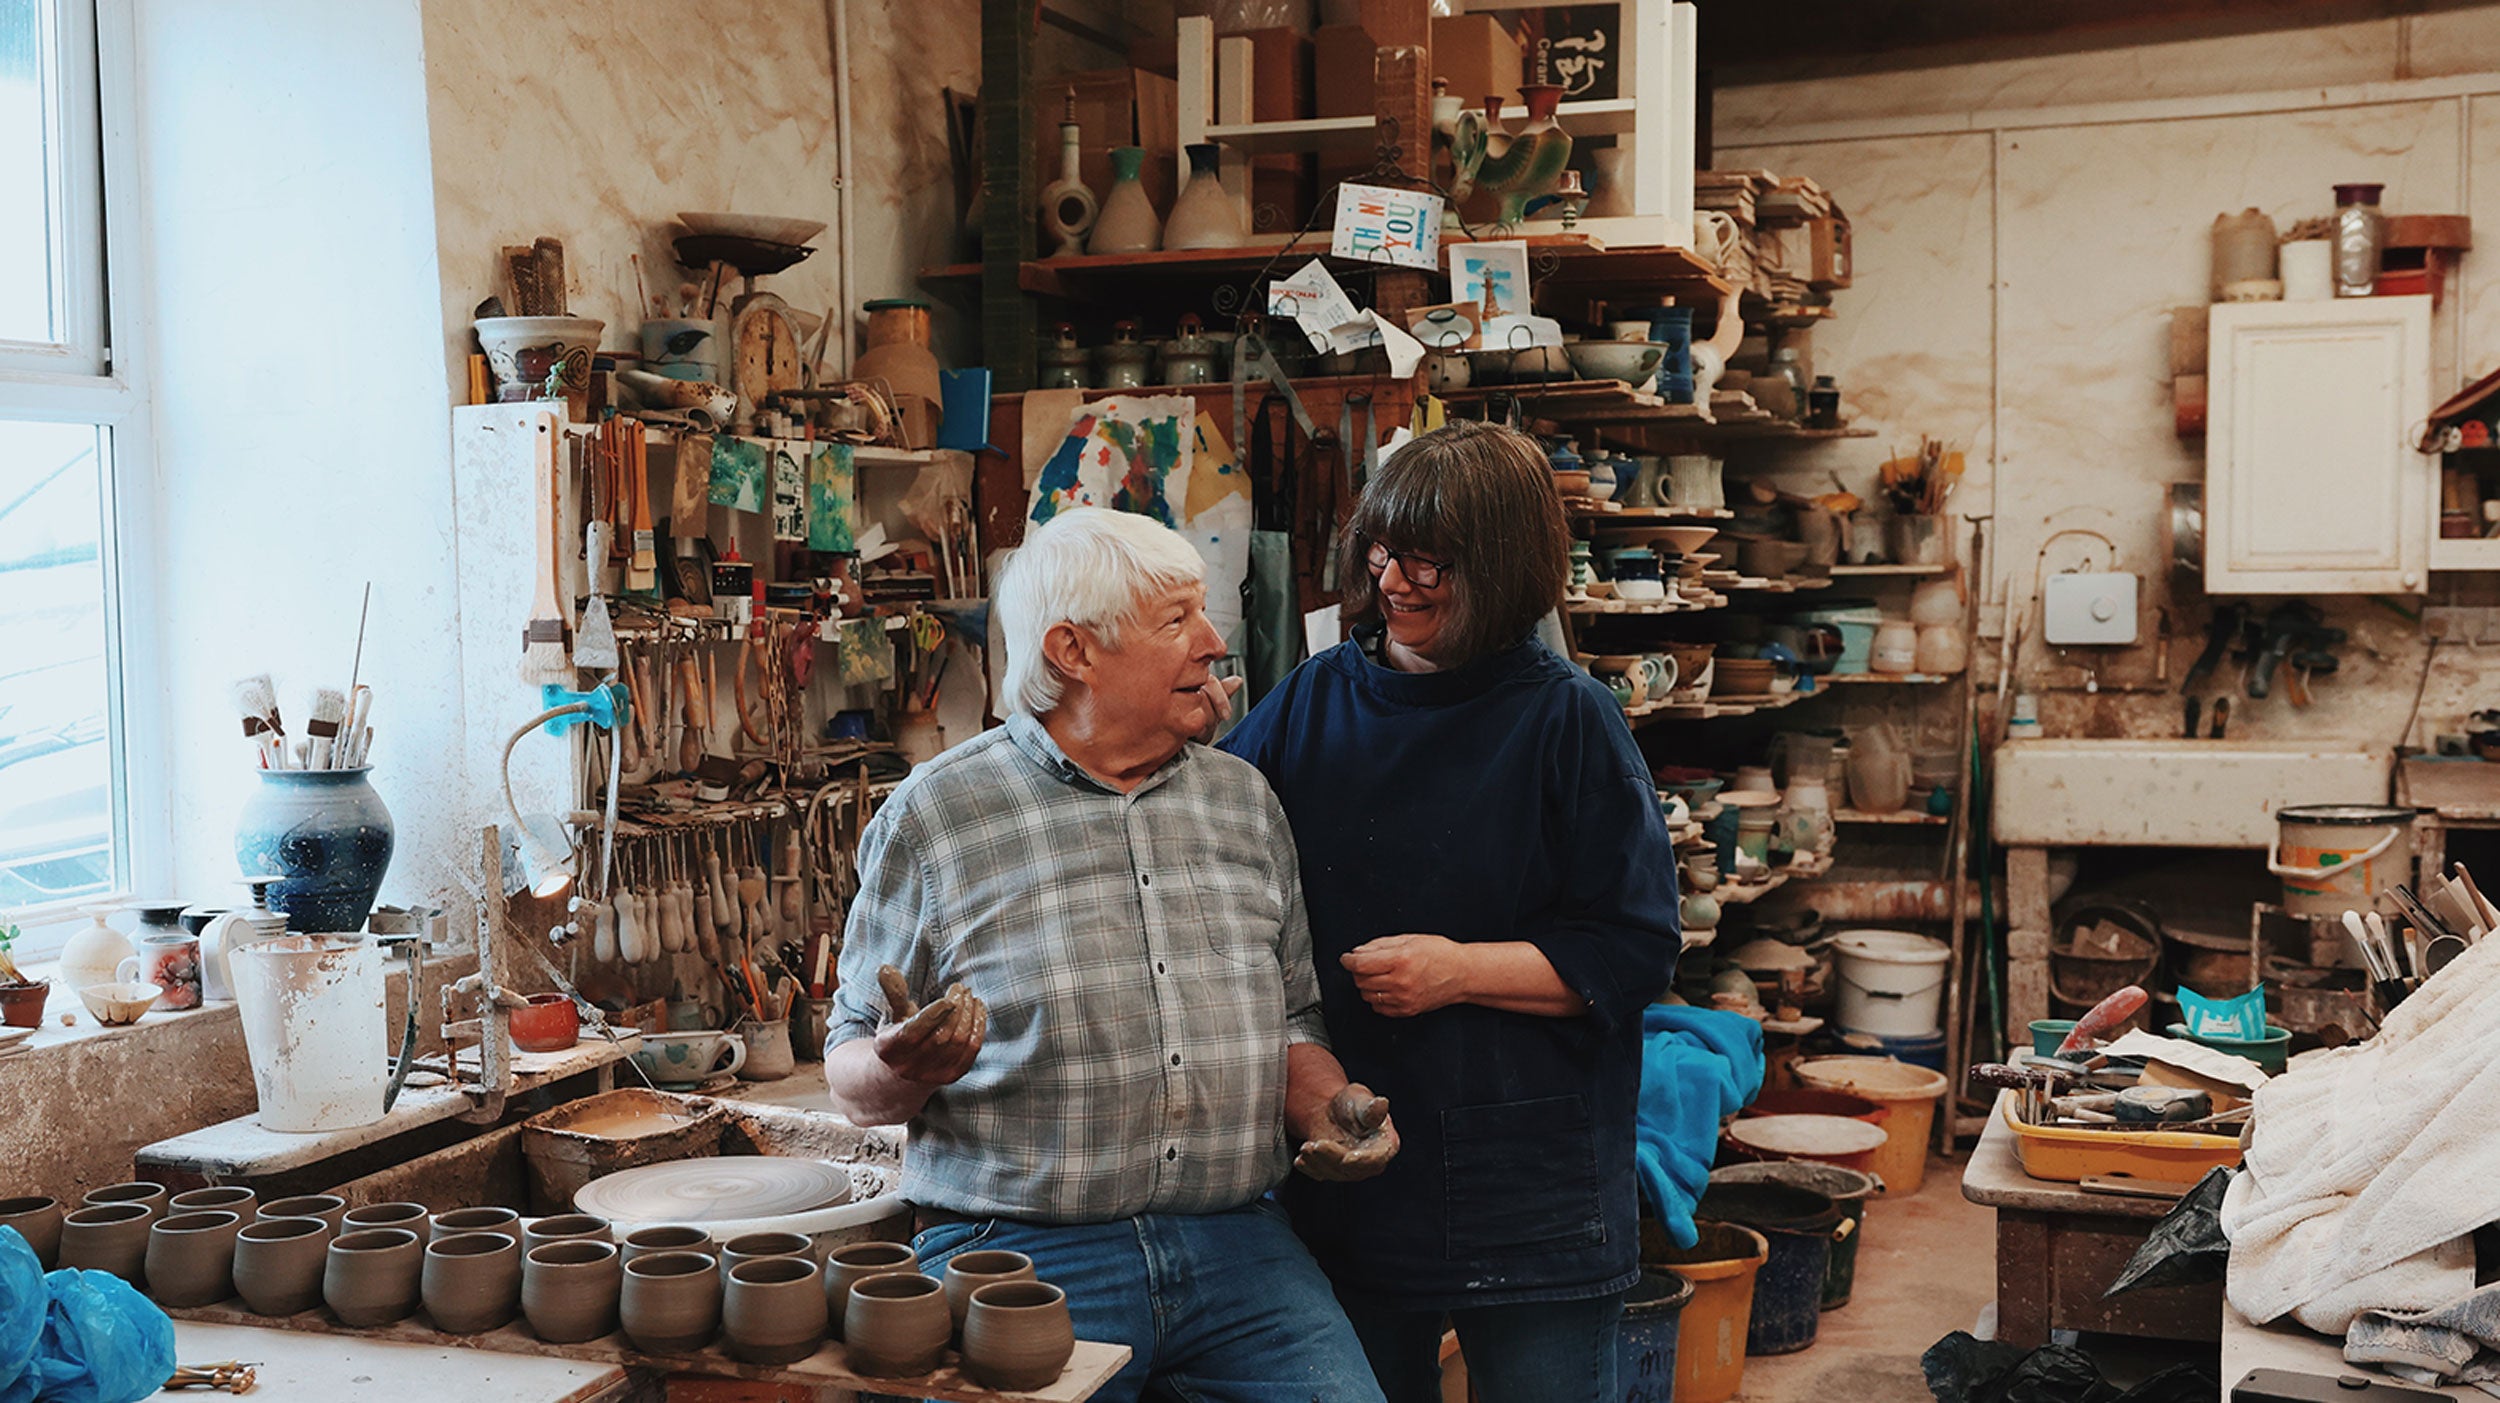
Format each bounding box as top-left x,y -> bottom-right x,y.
25,2 -> 2500,1402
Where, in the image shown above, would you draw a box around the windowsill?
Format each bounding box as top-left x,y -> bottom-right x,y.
3,949 -> 476,1064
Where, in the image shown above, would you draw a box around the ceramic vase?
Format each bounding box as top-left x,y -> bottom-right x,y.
733,1016 -> 796,1082
1038,110 -> 1098,257
522,1214 -> 611,1255
823,1241 -> 917,1341
941,1249 -> 1036,1334
721,1231 -> 812,1274
170,1186 -> 256,1218
147,1210 -> 242,1308
233,768 -> 395,935
1164,143 -> 1246,250
0,1196 -> 62,1268
963,1281 -> 1076,1392
1583,147 -> 1633,220
325,1227 -> 423,1327
723,1255 -> 828,1366
1089,145 -> 1161,254
620,1225 -> 712,1265
432,1206 -> 520,1238
233,1216 -> 332,1317
57,908 -> 133,996
621,1250 -> 722,1355
423,1231 -> 523,1335
843,1271 -> 951,1378
258,1195 -> 348,1234
59,1203 -> 153,1282
1646,308 -> 1695,404
342,1202 -> 430,1246
522,1239 -> 622,1344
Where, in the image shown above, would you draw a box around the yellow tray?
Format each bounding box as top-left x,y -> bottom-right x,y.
1999,1091 -> 2244,1184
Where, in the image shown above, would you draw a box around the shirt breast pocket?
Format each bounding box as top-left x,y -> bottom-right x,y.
1186,862 -> 1284,968
1441,1095 -> 1605,1259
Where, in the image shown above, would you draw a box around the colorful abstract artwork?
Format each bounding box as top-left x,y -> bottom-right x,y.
806,443 -> 858,553
708,435 -> 767,512
1027,394 -> 1194,529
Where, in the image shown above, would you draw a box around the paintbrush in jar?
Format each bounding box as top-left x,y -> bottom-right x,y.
232,674 -> 287,768
305,687 -> 347,769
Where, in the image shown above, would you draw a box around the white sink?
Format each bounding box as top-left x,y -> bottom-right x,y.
1992,738 -> 2393,848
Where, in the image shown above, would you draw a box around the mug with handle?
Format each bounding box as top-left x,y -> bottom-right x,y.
1693,210 -> 1741,270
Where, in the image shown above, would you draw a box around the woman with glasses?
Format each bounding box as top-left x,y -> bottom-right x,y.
1219,420 -> 1681,1402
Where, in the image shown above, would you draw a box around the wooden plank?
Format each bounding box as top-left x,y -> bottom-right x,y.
167,1300 -> 1130,1403
172,1319 -> 630,1403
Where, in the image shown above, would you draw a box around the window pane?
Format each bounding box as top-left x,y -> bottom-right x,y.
0,419 -> 112,910
0,0 -> 60,344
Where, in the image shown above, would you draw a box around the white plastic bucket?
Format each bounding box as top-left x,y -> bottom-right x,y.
230,934 -> 388,1133
1830,929 -> 1950,1038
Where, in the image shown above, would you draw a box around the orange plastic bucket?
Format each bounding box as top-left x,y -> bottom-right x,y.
1641,1220 -> 1769,1403
1794,1056 -> 1950,1194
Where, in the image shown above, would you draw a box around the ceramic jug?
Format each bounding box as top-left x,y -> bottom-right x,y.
1165,143 -> 1247,250
1038,98 -> 1097,257
1089,145 -> 1161,254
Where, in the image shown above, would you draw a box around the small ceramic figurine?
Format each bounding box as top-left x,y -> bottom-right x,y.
1689,286 -> 1744,423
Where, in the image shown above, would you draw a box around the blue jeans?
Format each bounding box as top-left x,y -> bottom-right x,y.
1337,1292 -> 1624,1403
913,1199 -> 1386,1403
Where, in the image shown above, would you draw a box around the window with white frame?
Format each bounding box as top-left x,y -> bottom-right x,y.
2,0 -> 139,956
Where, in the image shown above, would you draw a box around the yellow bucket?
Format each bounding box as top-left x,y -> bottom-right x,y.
1641,1220 -> 1769,1403
1793,1056 -> 1950,1195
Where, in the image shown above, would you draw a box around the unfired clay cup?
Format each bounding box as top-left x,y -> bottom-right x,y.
258,1195 -> 347,1234
342,1202 -> 431,1246
723,1255 -> 827,1366
233,1216 -> 333,1316
82,1181 -> 168,1226
523,1238 -> 621,1344
823,1241 -> 917,1340
941,1249 -> 1035,1332
721,1230 -> 812,1273
58,1202 -> 153,1282
169,1186 -> 257,1217
963,1279 -> 1076,1391
423,1231 -> 522,1335
325,1227 -> 423,1326
522,1214 -> 612,1255
843,1270 -> 950,1378
0,1195 -> 63,1268
621,1249 -> 721,1354
620,1224 -> 712,1265
146,1209 -> 242,1307
432,1206 -> 521,1238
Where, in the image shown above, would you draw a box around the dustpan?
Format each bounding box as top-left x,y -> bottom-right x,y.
2178,983 -> 2269,1040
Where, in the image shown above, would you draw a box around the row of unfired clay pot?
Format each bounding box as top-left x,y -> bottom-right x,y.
0,1185 -> 1075,1389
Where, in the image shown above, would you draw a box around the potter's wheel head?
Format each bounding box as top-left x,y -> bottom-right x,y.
574,1157 -> 852,1225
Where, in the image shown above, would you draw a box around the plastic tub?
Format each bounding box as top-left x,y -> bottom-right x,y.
1613,1267 -> 1693,1399
1739,1088 -> 1888,1126
1996,1089 -> 2242,1184
1829,930 -> 1950,1038
1724,1114 -> 1888,1175
1641,1220 -> 1768,1403
1864,1028 -> 1945,1071
1693,1183 -> 1844,1355
1711,1162 -> 1881,1310
1793,1056 -> 1951,1195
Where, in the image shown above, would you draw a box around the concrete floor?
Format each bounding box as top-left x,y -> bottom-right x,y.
1733,1153 -> 1998,1403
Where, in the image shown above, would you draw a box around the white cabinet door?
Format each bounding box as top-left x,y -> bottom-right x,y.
2207,296 -> 2431,594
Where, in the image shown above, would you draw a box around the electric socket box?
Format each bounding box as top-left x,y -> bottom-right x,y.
2043,571 -> 2140,645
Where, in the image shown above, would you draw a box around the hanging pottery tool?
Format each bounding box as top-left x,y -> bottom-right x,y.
628,426 -> 658,593
522,416 -> 574,684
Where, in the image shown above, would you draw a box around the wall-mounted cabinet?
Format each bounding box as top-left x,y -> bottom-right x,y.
2205,295 -> 2432,594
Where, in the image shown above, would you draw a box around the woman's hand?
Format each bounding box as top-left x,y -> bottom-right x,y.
1341,934 -> 1471,1018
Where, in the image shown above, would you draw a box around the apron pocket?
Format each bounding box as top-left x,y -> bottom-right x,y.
1441,1095 -> 1604,1259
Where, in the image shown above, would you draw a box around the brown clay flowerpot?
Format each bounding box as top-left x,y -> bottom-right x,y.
58,1203 -> 153,1282
963,1280 -> 1076,1392
720,1230 -> 811,1275
432,1206 -> 520,1238
0,980 -> 48,1027
342,1202 -> 431,1246
941,1249 -> 1035,1333
522,1239 -> 621,1344
842,1270 -> 950,1378
324,1227 -> 423,1326
822,1241 -> 917,1341
234,1216 -> 333,1316
0,1195 -> 63,1268
521,1214 -> 611,1255
621,1249 -> 721,1354
422,1231 -> 522,1335
620,1224 -> 711,1265
146,1210 -> 242,1307
169,1186 -> 257,1218
258,1195 -> 348,1234
82,1181 -> 168,1227
722,1255 -> 827,1366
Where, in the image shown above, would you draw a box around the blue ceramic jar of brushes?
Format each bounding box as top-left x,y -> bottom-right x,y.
234,769 -> 396,934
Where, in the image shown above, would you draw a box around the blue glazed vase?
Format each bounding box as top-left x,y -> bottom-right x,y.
234,769 -> 396,934
1647,307 -> 1696,403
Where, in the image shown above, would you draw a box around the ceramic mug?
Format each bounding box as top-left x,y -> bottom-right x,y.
1693,210 -> 1741,271
1667,454 -> 1723,510
1641,655 -> 1681,699
630,1030 -> 746,1089
117,935 -> 201,1011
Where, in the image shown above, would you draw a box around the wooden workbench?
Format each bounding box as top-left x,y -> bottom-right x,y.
1961,1106 -> 2223,1348
2221,1301 -> 2477,1401
160,1319 -> 632,1401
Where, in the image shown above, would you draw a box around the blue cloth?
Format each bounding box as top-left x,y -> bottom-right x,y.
912,1200 -> 1385,1403
1220,635 -> 1682,1309
0,1226 -> 174,1403
1339,1290 -> 1625,1403
1636,1004 -> 1767,1250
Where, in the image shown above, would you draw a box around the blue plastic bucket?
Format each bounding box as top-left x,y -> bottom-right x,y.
1865,1028 -> 1946,1071
1695,1183 -> 1841,1356
1615,1266 -> 1694,1402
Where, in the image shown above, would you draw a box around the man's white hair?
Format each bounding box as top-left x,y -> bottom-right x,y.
998,507 -> 1206,716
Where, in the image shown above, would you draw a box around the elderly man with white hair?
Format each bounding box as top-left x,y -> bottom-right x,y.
824,507 -> 1396,1403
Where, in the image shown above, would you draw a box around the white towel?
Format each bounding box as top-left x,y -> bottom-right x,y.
2221,931 -> 2500,1333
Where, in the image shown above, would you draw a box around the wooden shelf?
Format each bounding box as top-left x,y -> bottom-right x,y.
1834,808 -> 1950,826
1824,672 -> 1958,684
1569,503 -> 1734,521
1829,563 -> 1952,577
1627,689 -> 1809,726
1565,596 -> 1717,616
1203,114 -> 1375,152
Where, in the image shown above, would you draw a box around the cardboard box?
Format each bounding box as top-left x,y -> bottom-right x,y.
1031,68 -> 1181,230
1431,14 -> 1523,106
1808,216 -> 1852,289
1315,23 -> 1373,118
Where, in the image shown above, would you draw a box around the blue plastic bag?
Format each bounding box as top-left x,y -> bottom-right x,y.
0,1250 -> 175,1403
0,1228 -> 42,1395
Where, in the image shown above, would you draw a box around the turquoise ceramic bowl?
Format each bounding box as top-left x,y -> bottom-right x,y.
2166,1022 -> 2292,1074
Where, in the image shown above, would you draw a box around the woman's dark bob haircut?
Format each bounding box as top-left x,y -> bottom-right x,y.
1338,419 -> 1570,665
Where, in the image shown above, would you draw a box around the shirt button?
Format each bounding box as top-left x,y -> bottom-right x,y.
1155,962 -> 1167,975
1166,1147 -> 1178,1161
1170,1054 -> 1182,1066
1140,873 -> 1152,887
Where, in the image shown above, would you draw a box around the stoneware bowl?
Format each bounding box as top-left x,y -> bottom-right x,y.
325,1227 -> 424,1327
146,1209 -> 242,1307
233,1216 -> 333,1316
342,1202 -> 431,1246
82,1181 -> 168,1224
620,1224 -> 713,1265
523,1238 -> 622,1344
507,992 -> 580,1054
942,1249 -> 1036,1333
78,980 -> 162,1026
58,1202 -> 153,1281
423,1231 -> 523,1335
169,1186 -> 257,1218
823,1241 -> 918,1341
522,1214 -> 612,1255
432,1206 -> 521,1238
843,1271 -> 951,1378
723,1255 -> 828,1366
963,1280 -> 1076,1392
0,1195 -> 63,1268
621,1249 -> 722,1354
721,1230 -> 812,1274
258,1195 -> 348,1234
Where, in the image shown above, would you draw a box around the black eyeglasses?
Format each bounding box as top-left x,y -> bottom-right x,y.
1360,535 -> 1452,589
